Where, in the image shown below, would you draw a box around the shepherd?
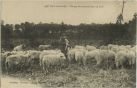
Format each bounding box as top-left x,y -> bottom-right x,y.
59,36 -> 70,62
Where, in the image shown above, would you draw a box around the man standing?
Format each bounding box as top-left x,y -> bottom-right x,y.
59,36 -> 70,61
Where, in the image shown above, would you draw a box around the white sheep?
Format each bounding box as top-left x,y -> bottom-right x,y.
28,50 -> 41,66
67,49 -> 77,63
38,45 -> 51,51
115,50 -> 128,69
108,44 -> 119,53
126,50 -> 136,68
100,45 -> 108,50
125,45 -> 131,49
74,49 -> 87,65
1,51 -> 13,71
108,44 -> 119,49
41,53 -> 66,72
13,44 -> 25,51
95,50 -> 116,69
67,48 -> 86,64
119,45 -> 132,51
1,53 -> 7,71
5,53 -> 30,73
74,45 -> 85,50
39,50 -> 61,67
11,51 -> 27,55
84,49 -> 100,65
86,45 -> 96,51
131,45 -> 136,53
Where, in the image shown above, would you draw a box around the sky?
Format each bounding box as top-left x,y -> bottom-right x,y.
1,0 -> 137,25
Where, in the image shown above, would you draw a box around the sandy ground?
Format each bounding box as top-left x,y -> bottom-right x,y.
1,76 -> 41,88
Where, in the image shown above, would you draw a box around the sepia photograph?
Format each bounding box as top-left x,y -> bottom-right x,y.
0,0 -> 137,88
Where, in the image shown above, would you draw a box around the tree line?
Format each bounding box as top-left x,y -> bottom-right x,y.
1,14 -> 136,50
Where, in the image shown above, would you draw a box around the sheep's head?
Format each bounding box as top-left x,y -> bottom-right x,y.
4,51 -> 12,57
60,55 -> 66,60
60,53 -> 66,59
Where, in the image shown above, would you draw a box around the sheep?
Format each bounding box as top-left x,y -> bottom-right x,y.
1,53 -> 7,72
108,44 -> 118,50
84,49 -> 115,69
95,50 -> 116,69
126,50 -> 136,68
13,44 -> 25,51
108,44 -> 119,53
74,49 -> 87,65
125,45 -> 131,49
115,51 -> 128,69
38,45 -> 51,51
105,50 -> 116,69
39,50 -> 61,67
11,51 -> 27,55
74,45 -> 85,50
118,45 -> 132,51
41,53 -> 66,73
118,45 -> 128,51
132,46 -> 136,51
84,49 -> 100,65
67,48 -> 86,64
67,49 -> 77,64
111,46 -> 119,53
131,46 -> 136,54
86,45 -> 96,51
1,51 -> 13,71
27,50 -> 41,66
100,45 -> 108,50
115,48 -> 136,69
5,55 -> 21,72
18,53 -> 32,70
42,49 -> 61,53
3,51 -> 12,56
5,53 -> 30,73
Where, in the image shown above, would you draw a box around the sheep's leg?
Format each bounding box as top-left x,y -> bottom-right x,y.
46,65 -> 50,73
41,62 -> 44,71
45,66 -> 48,74
116,61 -> 119,69
42,63 -> 45,72
40,59 -> 42,68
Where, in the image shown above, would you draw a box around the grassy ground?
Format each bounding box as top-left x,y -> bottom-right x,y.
3,64 -> 136,88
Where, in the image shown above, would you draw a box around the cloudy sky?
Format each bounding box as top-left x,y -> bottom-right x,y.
1,0 -> 137,25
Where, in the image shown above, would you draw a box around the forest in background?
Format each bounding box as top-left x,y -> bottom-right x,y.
1,14 -> 136,50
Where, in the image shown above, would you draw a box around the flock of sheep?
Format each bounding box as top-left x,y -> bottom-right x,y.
1,44 -> 136,74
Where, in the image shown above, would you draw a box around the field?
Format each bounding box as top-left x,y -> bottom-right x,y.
2,64 -> 136,88
1,39 -> 136,88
